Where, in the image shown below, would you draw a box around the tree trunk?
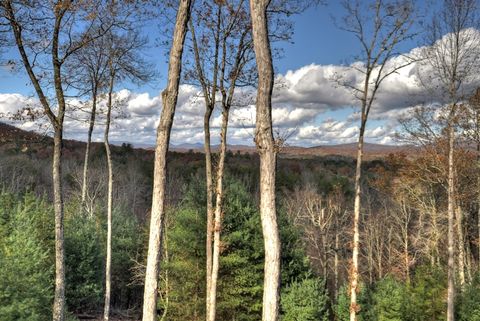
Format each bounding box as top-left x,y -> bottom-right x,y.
52,127 -> 66,321
160,227 -> 170,321
447,124 -> 455,321
207,107 -> 229,321
81,87 -> 98,208
478,153 -> 480,270
204,106 -> 214,318
6,3 -> 67,320
187,14 -> 220,318
334,228 -> 339,300
404,229 -> 410,284
456,206 -> 465,290
103,74 -> 114,321
250,1 -> 281,320
142,1 -> 191,320
350,125 -> 365,321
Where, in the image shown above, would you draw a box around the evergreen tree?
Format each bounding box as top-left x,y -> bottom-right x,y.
404,265 -> 447,321
281,278 -> 329,321
0,193 -> 53,321
372,276 -> 406,321
163,177 -> 312,320
334,283 -> 373,321
162,206 -> 206,320
456,274 -> 480,321
64,206 -> 104,312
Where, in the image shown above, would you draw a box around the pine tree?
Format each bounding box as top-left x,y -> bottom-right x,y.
0,193 -> 53,321
281,278 -> 329,321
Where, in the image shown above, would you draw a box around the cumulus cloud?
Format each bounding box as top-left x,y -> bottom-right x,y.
4,30 -> 480,147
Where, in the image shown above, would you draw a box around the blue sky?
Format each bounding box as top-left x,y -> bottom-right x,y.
0,1 -> 453,147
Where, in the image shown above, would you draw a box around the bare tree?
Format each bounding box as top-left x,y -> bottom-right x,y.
419,1 -> 480,319
142,1 -> 192,320
0,2 -> 110,320
187,1 -> 254,319
460,88 -> 480,270
69,34 -> 109,209
336,1 -> 416,319
101,28 -> 152,321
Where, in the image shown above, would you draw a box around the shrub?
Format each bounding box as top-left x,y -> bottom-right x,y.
281,277 -> 329,321
457,274 -> 480,321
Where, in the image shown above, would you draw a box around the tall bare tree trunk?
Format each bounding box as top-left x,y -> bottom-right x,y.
160,227 -> 170,321
456,206 -> 465,289
103,73 -> 115,321
447,124 -> 455,321
207,107 -> 229,321
52,127 -> 66,321
334,228 -> 339,300
404,229 -> 410,284
52,13 -> 67,319
81,88 -> 98,207
478,151 -> 480,270
187,15 -> 219,316
250,1 -> 281,320
204,107 -> 214,317
350,123 -> 365,321
142,1 -> 191,320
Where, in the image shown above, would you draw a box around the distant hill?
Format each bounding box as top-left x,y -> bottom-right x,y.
0,122 -> 415,159
0,122 -> 47,144
282,143 -> 416,159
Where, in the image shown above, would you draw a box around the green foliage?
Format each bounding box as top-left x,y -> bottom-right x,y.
457,274 -> 480,321
0,193 -> 53,321
64,202 -> 145,312
281,278 -> 329,321
161,206 -> 206,320
163,177 -> 312,321
372,277 -> 406,321
65,206 -> 104,312
404,265 -> 446,321
335,284 -> 351,321
110,207 -> 145,308
335,270 -> 446,321
334,283 -> 373,321
217,179 -> 265,320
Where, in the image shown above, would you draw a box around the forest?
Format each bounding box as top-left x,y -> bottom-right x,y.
1,0 -> 480,321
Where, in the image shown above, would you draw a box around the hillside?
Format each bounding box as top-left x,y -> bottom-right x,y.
0,122 -> 412,159
165,136 -> 414,159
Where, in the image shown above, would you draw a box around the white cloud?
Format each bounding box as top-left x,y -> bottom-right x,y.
4,29 -> 480,147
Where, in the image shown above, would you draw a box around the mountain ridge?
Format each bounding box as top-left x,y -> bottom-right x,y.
0,122 -> 414,158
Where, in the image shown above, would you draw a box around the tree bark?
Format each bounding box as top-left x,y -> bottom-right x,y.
81,86 -> 98,208
208,107 -> 229,321
103,72 -> 115,321
404,227 -> 410,284
52,9 -> 67,320
334,228 -> 339,300
52,127 -> 66,321
204,106 -> 214,317
350,123 -> 365,321
250,1 -> 281,320
456,206 -> 465,290
141,1 -> 191,320
478,152 -> 480,271
187,15 -> 219,317
447,124 -> 455,321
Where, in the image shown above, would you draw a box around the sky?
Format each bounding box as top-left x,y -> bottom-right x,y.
0,1 -> 464,147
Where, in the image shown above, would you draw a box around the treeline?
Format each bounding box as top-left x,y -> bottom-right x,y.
1,142 -> 480,320
2,0 -> 480,321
